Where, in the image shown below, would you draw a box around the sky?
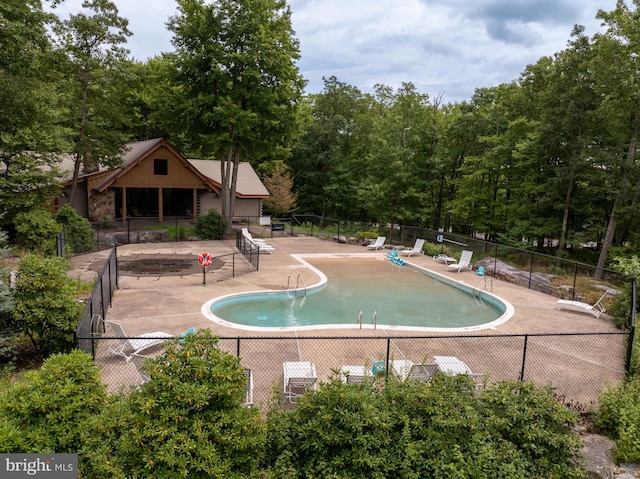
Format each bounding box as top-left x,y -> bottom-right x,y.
51,0 -> 619,104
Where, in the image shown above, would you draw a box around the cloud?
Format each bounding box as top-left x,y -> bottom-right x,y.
50,0 -> 618,103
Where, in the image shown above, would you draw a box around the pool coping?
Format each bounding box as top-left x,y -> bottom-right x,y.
201,252 -> 514,333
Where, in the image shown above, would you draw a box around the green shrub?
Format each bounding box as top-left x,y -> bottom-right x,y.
265,375 -> 584,478
0,350 -> 106,453
13,254 -> 83,358
54,205 -> 95,254
195,209 -> 227,240
14,209 -> 61,254
80,329 -> 265,479
422,241 -> 455,258
595,377 -> 640,463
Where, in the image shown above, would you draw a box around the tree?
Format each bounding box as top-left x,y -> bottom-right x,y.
13,254 -> 83,358
0,225 -> 16,369
0,0 -> 70,227
262,162 -> 297,215
14,209 -> 61,255
54,204 -> 95,254
53,0 -> 133,204
168,0 -> 305,231
0,350 -> 107,453
266,375 -> 583,478
593,0 -> 640,278
290,76 -> 374,218
358,82 -> 438,225
119,56 -> 184,141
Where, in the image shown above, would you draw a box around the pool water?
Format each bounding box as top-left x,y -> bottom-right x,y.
203,256 -> 511,332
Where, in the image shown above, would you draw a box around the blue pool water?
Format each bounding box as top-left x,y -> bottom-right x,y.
202,255 -> 512,332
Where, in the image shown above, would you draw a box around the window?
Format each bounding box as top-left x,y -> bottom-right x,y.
154,158 -> 168,175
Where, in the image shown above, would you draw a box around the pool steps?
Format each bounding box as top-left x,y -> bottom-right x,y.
285,274 -> 307,297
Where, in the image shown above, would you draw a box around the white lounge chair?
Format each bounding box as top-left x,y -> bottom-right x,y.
366,236 -> 386,250
340,365 -> 372,384
253,241 -> 275,254
105,321 -> 173,361
399,238 -> 425,257
556,290 -> 610,318
446,250 -> 473,273
242,227 -> 268,244
242,228 -> 275,253
283,361 -> 317,402
433,253 -> 457,265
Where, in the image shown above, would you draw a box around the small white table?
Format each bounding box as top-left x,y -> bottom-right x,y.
433,356 -> 473,375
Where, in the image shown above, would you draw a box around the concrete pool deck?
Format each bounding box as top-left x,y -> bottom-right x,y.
68,234 -> 626,404
69,234 -> 620,338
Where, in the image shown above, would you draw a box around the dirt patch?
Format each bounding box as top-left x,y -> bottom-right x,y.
90,254 -> 224,277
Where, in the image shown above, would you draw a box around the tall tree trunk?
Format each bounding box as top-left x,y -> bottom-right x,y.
595,107 -> 640,279
70,70 -> 91,205
220,147 -> 233,227
228,144 -> 240,233
558,161 -> 577,252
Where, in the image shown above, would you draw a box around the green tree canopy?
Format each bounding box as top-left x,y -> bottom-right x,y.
168,0 -> 305,230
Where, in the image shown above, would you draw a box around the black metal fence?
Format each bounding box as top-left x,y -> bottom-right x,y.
81,330 -> 630,411
282,215 -> 628,304
60,214 -> 626,308
235,229 -> 261,271
74,246 -> 118,357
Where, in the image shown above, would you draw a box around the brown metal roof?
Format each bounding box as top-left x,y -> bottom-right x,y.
188,159 -> 269,198
59,139 -> 269,198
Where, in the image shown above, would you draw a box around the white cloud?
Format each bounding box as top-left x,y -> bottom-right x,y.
50,0 -> 618,103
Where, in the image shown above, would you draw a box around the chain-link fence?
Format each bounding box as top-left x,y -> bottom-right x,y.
286,215 -> 628,304
83,331 -> 629,411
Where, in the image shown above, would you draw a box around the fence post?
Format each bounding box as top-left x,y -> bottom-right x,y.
625,279 -> 637,376
114,243 -> 119,289
528,252 -> 534,290
385,337 -> 391,378
572,263 -> 578,301
520,334 -> 529,381
237,338 -> 241,357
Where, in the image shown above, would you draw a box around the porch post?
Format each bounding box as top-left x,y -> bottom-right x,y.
192,188 -> 198,219
121,187 -> 127,220
158,188 -> 163,223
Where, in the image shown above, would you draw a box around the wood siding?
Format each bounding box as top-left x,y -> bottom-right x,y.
112,145 -> 210,189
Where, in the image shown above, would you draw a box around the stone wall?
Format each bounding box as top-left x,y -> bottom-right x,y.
89,189 -> 115,223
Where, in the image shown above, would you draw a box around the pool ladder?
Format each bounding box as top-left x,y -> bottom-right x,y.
286,274 -> 307,297
358,310 -> 377,329
472,276 -> 492,308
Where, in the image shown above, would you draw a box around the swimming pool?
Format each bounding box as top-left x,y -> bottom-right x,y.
202,253 -> 514,332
